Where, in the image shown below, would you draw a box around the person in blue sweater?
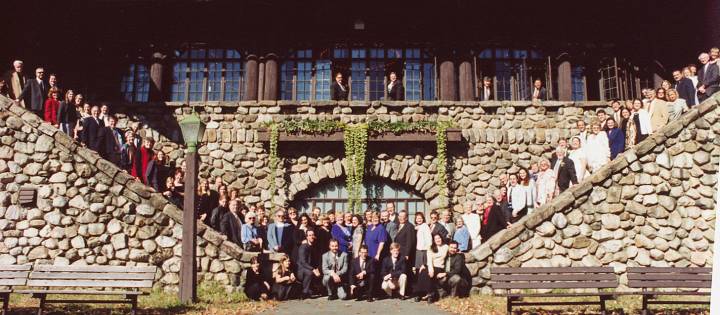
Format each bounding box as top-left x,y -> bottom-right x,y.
331,212 -> 353,254
453,217 -> 471,252
606,117 -> 626,160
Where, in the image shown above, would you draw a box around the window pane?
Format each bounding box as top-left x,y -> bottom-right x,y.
297,61 -> 312,101
297,49 -> 312,59
281,61 -> 295,100
226,49 -> 241,59
190,48 -> 206,59
351,61 -> 366,101
333,48 -> 349,59
315,60 -> 331,100
405,60 -> 421,101
171,62 -> 187,101
370,49 -> 384,59
352,49 -> 366,59
134,64 -> 150,102
369,61 -> 385,101
478,49 -> 492,59
406,48 -> 420,59
188,62 -> 204,102
224,61 -> 243,101
208,49 -> 223,59
388,48 -> 402,59
423,62 -> 435,100
207,62 -> 222,101
495,61 -> 512,101
513,50 -> 528,59
495,48 -> 510,59
120,64 -> 135,102
572,65 -> 585,101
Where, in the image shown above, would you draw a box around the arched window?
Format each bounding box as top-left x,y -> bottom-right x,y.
120,63 -> 149,102
170,47 -> 244,102
292,179 -> 429,215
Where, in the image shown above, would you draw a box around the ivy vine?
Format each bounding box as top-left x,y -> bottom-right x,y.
268,123 -> 279,202
435,122 -> 451,207
343,124 -> 368,213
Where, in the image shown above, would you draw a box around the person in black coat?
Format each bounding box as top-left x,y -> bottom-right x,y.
81,106 -> 105,152
478,76 -> 494,101
528,79 -> 547,101
244,257 -> 270,301
428,211 -> 449,241
331,73 -> 348,101
297,228 -> 321,298
549,147 -> 578,193
482,196 -> 507,242
349,245 -> 376,301
697,53 -> 720,102
393,211 -> 416,265
209,198 -> 230,231
438,241 -> 471,297
387,72 -> 404,101
380,242 -> 408,299
100,115 -> 124,166
219,200 -> 243,246
57,90 -> 78,137
673,70 -> 696,106
16,67 -> 49,116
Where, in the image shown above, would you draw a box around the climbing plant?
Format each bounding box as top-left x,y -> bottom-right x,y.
268,123 -> 279,201
435,121 -> 451,207
343,124 -> 368,213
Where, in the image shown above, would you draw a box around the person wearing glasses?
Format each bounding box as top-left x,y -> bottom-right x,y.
331,72 -> 348,101
268,209 -> 295,254
387,72 -> 404,101
16,67 -> 49,117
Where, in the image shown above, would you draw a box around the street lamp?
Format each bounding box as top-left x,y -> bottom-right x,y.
178,111 -> 205,304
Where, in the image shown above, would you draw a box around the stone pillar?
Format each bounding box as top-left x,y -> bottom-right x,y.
557,60 -> 572,101
149,52 -> 165,102
244,55 -> 258,101
439,58 -> 456,101
458,58 -> 474,101
257,58 -> 266,101
263,54 -> 278,101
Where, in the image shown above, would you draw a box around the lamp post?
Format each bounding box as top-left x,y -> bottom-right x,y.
178,111 -> 206,304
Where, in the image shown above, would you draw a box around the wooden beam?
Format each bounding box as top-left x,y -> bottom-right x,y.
256,129 -> 463,142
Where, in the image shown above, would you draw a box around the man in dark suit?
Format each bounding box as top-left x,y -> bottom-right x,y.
297,228 -> 321,299
697,53 -> 720,102
438,241 -> 471,297
393,210 -> 416,265
101,115 -> 124,166
81,106 -> 106,152
219,199 -> 243,245
528,79 -> 547,101
478,76 -> 494,101
428,211 -> 449,241
16,67 -> 48,116
331,73 -> 348,101
673,70 -> 696,106
387,72 -> 404,101
349,245 -> 376,301
493,189 -> 512,226
267,209 -> 295,254
380,242 -> 408,299
549,147 -> 578,193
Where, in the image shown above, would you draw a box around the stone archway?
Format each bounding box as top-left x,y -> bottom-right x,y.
278,154 -> 444,210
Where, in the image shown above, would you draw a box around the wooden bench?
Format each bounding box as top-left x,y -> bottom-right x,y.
490,267 -> 619,315
0,265 -> 31,315
18,186 -> 36,206
17,265 -> 157,315
627,267 -> 711,315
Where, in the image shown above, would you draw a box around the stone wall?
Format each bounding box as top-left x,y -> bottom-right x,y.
111,99 -> 616,210
0,96 -> 267,291
464,96 -> 720,293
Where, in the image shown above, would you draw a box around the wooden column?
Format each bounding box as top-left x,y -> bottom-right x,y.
257,58 -> 266,101
263,54 -> 278,101
439,58 -> 456,101
149,52 -> 165,102
458,58 -> 474,101
179,151 -> 198,303
244,55 -> 259,101
557,60 -> 572,101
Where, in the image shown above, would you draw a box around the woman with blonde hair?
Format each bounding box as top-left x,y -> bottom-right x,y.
666,88 -> 688,121
585,121 -> 610,173
273,255 -> 298,300
534,158 -> 556,207
568,136 -> 588,181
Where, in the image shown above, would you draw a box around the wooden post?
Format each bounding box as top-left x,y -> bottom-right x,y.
263,54 -> 278,101
557,60 -> 572,101
458,58 -> 474,101
257,58 -> 265,101
149,52 -> 165,102
179,151 -> 197,303
244,55 -> 259,101
439,57 -> 456,101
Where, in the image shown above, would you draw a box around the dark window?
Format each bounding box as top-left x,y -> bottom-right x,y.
170,48 -> 244,102
120,63 -> 149,102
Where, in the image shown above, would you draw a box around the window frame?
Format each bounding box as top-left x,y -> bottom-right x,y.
120,62 -> 150,102
170,47 -> 245,102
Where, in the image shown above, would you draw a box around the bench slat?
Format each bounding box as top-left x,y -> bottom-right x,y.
0,265 -> 32,271
30,272 -> 156,281
628,280 -> 712,289
33,265 -> 156,273
627,274 -> 712,281
0,271 -> 31,278
27,279 -> 154,288
17,290 -> 146,295
491,267 -> 613,274
492,273 -> 617,282
0,279 -> 28,286
627,267 -> 712,273
491,281 -> 618,290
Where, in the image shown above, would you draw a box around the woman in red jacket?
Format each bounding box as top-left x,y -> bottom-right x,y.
44,88 -> 61,126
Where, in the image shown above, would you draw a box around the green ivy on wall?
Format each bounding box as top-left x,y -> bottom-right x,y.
264,120 -> 454,210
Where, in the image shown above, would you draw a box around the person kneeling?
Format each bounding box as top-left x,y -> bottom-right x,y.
322,239 -> 349,300
414,234 -> 447,303
380,242 -> 408,299
244,257 -> 270,301
350,245 -> 376,302
438,241 -> 471,298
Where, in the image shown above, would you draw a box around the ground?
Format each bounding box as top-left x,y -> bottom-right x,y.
259,297 -> 450,315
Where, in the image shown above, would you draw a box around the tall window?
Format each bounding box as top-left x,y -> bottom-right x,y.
170,48 -> 244,102
571,65 -> 586,101
350,49 -> 366,101
476,48 -> 546,101
280,61 -> 295,100
120,63 -> 149,102
292,179 -> 429,215
315,60 -> 331,100
599,59 -> 620,101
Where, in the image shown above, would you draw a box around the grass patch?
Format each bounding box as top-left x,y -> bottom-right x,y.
436,294 -> 711,315
8,282 -> 276,315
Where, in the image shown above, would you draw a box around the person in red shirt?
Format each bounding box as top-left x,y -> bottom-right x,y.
43,88 -> 61,126
132,137 -> 154,183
